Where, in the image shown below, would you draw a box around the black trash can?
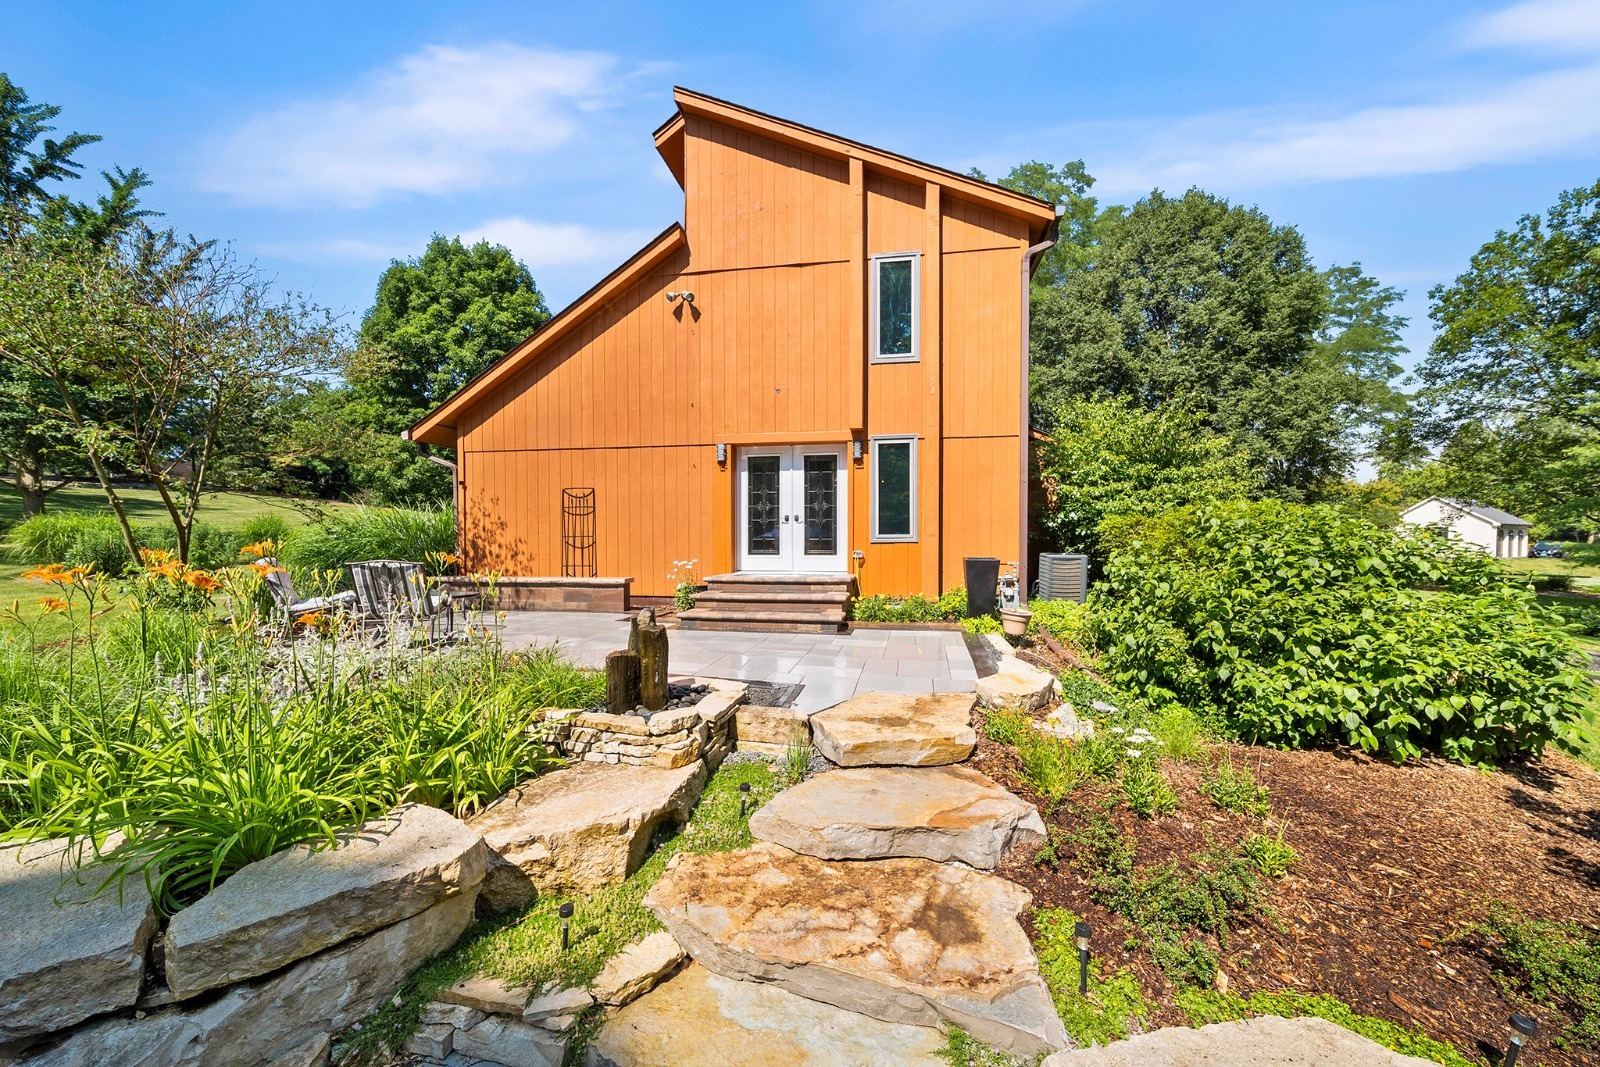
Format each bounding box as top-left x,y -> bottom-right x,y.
964,557 -> 1000,618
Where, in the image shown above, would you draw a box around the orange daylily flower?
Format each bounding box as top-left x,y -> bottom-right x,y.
250,559 -> 287,577
182,571 -> 221,592
21,563 -> 67,583
239,540 -> 275,559
36,596 -> 69,614
296,610 -> 327,629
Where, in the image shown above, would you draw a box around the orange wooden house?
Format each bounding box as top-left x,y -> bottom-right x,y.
409,89 -> 1059,629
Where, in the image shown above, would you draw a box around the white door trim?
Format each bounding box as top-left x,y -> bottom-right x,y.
735,445 -> 849,573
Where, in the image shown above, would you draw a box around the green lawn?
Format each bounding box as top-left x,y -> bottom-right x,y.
0,486 -> 351,642
1504,541 -> 1600,592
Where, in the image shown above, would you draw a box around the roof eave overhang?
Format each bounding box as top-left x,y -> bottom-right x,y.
407,223 -> 688,448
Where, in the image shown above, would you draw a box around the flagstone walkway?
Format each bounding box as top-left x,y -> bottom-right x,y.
497,611 -> 976,712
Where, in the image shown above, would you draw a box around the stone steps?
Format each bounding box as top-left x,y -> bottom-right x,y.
676,573 -> 854,632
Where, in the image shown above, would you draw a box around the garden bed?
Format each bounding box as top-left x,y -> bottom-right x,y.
971,706 -> 1600,1067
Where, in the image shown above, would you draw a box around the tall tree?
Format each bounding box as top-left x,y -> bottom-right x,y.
355,235 -> 551,429
1028,188 -> 1349,496
987,160 -> 1124,284
0,73 -> 154,515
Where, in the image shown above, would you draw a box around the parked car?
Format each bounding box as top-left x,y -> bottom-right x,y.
1531,541 -> 1567,558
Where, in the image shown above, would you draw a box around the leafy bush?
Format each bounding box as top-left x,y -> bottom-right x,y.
1028,598 -> 1092,647
961,615 -> 1002,634
237,514 -> 295,547
1464,902 -> 1600,1050
1553,598 -> 1600,638
1092,501 -> 1594,764
1531,573 -> 1574,592
63,521 -> 136,574
852,586 -> 978,624
284,505 -> 455,574
1118,754 -> 1178,818
11,513 -> 121,563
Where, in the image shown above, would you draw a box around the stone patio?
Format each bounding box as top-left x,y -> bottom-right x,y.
498,611 -> 976,712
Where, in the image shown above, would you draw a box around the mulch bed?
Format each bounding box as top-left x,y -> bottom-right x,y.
974,710 -> 1600,1066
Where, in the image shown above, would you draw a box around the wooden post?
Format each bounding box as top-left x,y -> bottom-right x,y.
605,650 -> 641,714
638,625 -> 670,712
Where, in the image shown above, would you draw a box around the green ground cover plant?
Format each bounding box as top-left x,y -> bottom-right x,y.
1033,907 -> 1153,1045
1461,903 -> 1600,1051
1240,828 -> 1298,877
1198,756 -> 1271,816
347,760 -> 779,1063
851,585 -> 970,624
1092,500 -> 1594,765
1175,989 -> 1476,1067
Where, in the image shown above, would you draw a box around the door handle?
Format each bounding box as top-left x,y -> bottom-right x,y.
783,515 -> 791,523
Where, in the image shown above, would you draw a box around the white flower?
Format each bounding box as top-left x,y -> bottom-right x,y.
1128,748 -> 1143,758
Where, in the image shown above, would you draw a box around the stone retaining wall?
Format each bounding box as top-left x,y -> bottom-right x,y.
442,575 -> 632,612
543,679 -> 744,770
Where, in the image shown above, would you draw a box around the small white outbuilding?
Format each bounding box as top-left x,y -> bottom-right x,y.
1400,496 -> 1532,558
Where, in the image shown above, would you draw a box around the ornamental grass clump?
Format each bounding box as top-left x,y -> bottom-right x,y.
1091,501 -> 1594,765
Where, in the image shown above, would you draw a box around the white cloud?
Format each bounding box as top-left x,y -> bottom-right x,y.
1088,61 -> 1600,194
1459,0 -> 1600,53
200,43 -> 623,207
458,217 -> 654,267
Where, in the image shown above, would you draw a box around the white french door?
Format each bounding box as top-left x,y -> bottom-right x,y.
736,445 -> 849,573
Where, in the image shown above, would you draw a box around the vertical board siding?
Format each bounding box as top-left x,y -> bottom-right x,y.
455,112 -> 1030,599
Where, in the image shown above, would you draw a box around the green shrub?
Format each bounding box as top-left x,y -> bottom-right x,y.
64,522 -> 136,575
1151,704 -> 1208,761
1028,598 -> 1092,647
1175,989 -> 1476,1067
284,505 -> 455,574
1199,756 -> 1270,816
11,513 -> 121,564
1531,573 -> 1575,592
1464,902 -> 1600,1050
962,615 -> 1002,634
1033,907 -> 1152,1045
1554,598 -> 1600,638
1092,501 -> 1594,764
237,514 -> 295,548
1118,754 -> 1178,818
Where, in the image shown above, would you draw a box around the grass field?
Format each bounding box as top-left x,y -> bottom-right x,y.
1504,541 -> 1600,592
0,486 -> 350,642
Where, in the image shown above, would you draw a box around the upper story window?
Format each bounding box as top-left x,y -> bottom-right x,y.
871,252 -> 919,362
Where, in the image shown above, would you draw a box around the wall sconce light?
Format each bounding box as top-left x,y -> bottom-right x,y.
716,443 -> 728,465
852,440 -> 864,462
559,901 -> 575,951
1504,1014 -> 1538,1067
1074,920 -> 1092,995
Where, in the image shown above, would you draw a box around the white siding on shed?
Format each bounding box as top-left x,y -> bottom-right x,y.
1400,497 -> 1530,558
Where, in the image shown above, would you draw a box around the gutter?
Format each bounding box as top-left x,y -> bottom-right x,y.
1019,207 -> 1063,600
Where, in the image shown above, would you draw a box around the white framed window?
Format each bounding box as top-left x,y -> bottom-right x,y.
870,435 -> 918,542
870,252 -> 920,363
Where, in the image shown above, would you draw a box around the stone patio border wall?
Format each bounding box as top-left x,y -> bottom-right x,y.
543,679 -> 745,770
442,575 -> 632,612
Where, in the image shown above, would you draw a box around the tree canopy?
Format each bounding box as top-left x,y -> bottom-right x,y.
1025,188 -> 1401,497
355,235 -> 551,430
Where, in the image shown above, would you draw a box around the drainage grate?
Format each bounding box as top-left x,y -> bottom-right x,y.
739,680 -> 804,708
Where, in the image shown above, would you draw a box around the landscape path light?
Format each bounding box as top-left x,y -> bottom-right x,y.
1075,920 -> 1092,995
559,901 -> 575,952
1503,1013 -> 1537,1067
738,781 -> 752,818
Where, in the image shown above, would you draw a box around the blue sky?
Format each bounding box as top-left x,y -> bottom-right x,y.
10,0 -> 1600,378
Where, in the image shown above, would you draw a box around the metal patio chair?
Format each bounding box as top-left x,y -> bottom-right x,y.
257,557 -> 357,625
347,559 -> 459,641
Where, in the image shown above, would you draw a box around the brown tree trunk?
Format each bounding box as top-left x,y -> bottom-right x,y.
13,446 -> 47,518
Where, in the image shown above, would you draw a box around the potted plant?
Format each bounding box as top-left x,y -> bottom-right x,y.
1000,606 -> 1032,637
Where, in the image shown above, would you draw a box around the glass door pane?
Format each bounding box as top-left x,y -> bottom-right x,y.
801,453 -> 837,555
746,455 -> 781,555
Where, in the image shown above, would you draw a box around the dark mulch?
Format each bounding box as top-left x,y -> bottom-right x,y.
974,715 -> 1600,1067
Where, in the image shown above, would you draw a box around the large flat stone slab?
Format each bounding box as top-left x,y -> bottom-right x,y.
0,837 -> 157,1042
592,931 -> 686,1006
163,803 -> 486,999
468,761 -> 706,910
643,842 -> 1067,1056
1041,1015 -> 1439,1066
26,889 -> 477,1067
586,963 -> 947,1067
809,692 -> 977,767
749,765 -> 1045,869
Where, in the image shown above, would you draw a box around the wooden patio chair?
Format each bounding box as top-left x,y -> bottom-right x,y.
347,559 -> 459,641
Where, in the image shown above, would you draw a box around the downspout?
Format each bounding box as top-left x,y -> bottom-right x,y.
423,448 -> 462,561
1019,208 -> 1062,601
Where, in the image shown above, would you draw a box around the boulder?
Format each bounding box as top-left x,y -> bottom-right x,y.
452,1015 -> 567,1067
591,931 -> 686,1006
0,836 -> 157,1042
401,1023 -> 453,1059
522,985 -> 594,1023
808,692 -> 976,767
736,704 -> 811,752
1040,1015 -> 1439,1067
162,804 -> 486,1000
468,761 -> 705,910
748,765 -> 1045,868
976,659 -> 1058,712
643,842 -> 1067,1056
25,889 -> 476,1067
586,963 -> 947,1067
